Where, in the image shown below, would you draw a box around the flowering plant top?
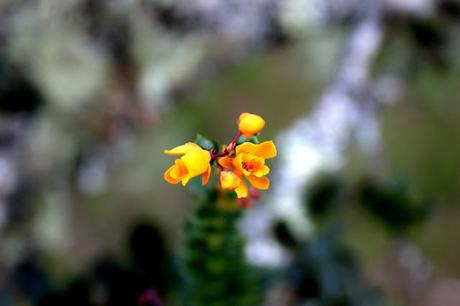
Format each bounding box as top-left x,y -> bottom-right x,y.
163,112 -> 276,207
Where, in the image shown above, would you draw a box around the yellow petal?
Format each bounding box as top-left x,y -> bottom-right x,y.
181,148 -> 211,177
218,156 -> 234,169
248,159 -> 268,177
235,180 -> 249,198
236,141 -> 277,159
181,176 -> 191,186
252,168 -> 265,178
262,165 -> 270,175
202,165 -> 211,186
164,142 -> 201,156
247,175 -> 270,190
220,171 -> 241,190
238,113 -> 265,137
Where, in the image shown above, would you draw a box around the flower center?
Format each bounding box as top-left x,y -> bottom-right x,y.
242,159 -> 261,172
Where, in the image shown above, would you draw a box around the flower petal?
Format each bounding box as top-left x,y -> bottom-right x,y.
164,165 -> 181,184
218,156 -> 234,169
235,180 -> 249,198
164,142 -> 201,156
181,176 -> 191,186
181,148 -> 211,176
262,165 -> 270,175
251,163 -> 269,177
169,159 -> 188,179
232,153 -> 245,175
246,175 -> 270,190
236,141 -> 277,159
201,165 -> 211,186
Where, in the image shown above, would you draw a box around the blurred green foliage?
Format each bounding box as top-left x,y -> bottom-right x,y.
183,194 -> 258,306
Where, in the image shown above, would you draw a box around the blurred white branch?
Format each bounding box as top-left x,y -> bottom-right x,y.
242,0 -> 386,267
243,0 -> 440,267
267,0 -> 439,241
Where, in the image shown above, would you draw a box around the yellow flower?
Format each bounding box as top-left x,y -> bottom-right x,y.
218,141 -> 276,192
164,142 -> 211,186
219,171 -> 248,198
237,113 -> 265,137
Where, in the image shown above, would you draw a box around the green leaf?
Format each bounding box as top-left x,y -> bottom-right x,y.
236,135 -> 260,145
194,134 -> 219,151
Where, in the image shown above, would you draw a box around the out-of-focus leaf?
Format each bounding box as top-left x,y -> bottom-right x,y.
236,135 -> 260,145
194,134 -> 218,151
286,223 -> 383,306
305,175 -> 345,219
358,178 -> 435,234
273,220 -> 299,249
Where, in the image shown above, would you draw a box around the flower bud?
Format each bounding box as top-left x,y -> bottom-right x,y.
220,171 -> 241,190
219,171 -> 248,198
237,113 -> 265,137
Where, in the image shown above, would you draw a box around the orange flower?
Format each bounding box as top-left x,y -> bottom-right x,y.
219,171 -> 248,198
237,113 -> 265,137
219,141 -> 276,193
164,143 -> 211,186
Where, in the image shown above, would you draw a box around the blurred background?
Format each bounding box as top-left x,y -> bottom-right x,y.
1,0 -> 460,306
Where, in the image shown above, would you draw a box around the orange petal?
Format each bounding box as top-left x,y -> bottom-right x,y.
236,141 -> 277,159
218,156 -> 234,169
232,153 -> 245,175
201,165 -> 211,186
246,175 -> 270,190
164,165 -> 181,184
235,180 -> 249,198
164,142 -> 201,156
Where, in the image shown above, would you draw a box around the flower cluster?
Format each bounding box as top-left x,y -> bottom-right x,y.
163,112 -> 276,205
